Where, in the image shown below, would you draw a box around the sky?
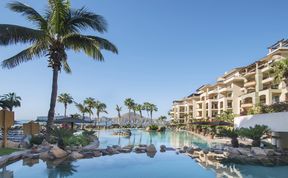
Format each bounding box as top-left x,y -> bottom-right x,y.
1,0 -> 288,120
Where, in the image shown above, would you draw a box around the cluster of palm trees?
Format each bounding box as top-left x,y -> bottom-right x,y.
0,92 -> 21,111
57,93 -> 107,126
117,98 -> 158,126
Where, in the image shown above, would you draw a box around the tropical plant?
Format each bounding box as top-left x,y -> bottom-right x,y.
70,113 -> 81,119
146,103 -> 158,122
238,125 -> 270,147
57,93 -> 73,117
75,102 -> 90,119
0,1 -> 118,141
52,127 -> 73,149
271,58 -> 288,86
217,127 -> 239,148
148,125 -> 159,131
116,105 -> 122,125
84,97 -> 96,120
124,98 -> 135,125
216,111 -> 235,123
143,102 -> 151,118
94,100 -> 108,126
0,92 -> 21,111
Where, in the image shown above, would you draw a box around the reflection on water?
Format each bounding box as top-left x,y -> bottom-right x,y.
98,129 -> 210,149
2,129 -> 288,178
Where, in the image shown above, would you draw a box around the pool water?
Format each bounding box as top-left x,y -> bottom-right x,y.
1,129 -> 288,178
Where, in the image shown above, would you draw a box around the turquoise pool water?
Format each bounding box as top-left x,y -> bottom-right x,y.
1,129 -> 288,178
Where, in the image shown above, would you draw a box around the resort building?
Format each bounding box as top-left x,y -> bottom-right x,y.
171,39 -> 288,122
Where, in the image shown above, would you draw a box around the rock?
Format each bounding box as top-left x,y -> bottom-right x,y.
39,151 -> 51,160
112,145 -> 121,150
251,147 -> 266,156
41,139 -> 50,146
49,146 -> 68,159
81,151 -> 95,158
157,126 -> 166,132
183,146 -> 188,152
94,151 -> 102,157
202,148 -> 209,154
22,153 -> 40,159
70,152 -> 84,160
134,146 -> 146,153
145,127 -> 150,131
160,145 -> 166,152
119,148 -> 132,153
213,149 -> 224,154
82,139 -> 100,151
146,144 -> 157,153
237,148 -> 251,156
166,147 -> 176,151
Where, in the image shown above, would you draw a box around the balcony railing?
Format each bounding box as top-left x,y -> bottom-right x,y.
244,81 -> 256,87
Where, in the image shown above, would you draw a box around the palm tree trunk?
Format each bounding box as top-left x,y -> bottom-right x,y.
45,67 -> 59,141
128,109 -> 131,125
64,104 -> 67,117
150,111 -> 153,124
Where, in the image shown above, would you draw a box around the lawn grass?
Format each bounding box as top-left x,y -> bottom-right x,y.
0,148 -> 19,156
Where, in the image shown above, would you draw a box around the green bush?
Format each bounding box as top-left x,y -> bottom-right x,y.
238,125 -> 270,147
248,103 -> 288,115
66,135 -> 90,147
216,111 -> 235,123
82,130 -> 95,137
217,127 -> 239,148
29,135 -> 44,145
149,125 -> 159,131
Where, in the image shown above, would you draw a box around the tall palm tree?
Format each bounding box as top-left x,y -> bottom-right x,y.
0,1 -> 118,140
116,105 -> 122,125
271,58 -> 288,87
143,102 -> 151,118
94,101 -> 108,126
135,104 -> 143,126
84,97 -> 96,121
124,98 -> 135,125
75,102 -> 90,119
147,103 -> 158,123
0,92 -> 21,111
57,93 -> 73,117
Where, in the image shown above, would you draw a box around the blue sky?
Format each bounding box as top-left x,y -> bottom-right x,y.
1,0 -> 288,120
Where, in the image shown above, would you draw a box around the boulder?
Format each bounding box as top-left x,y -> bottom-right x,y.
264,149 -> 276,156
237,148 -> 251,156
70,151 -> 84,160
49,146 -> 68,159
160,145 -> 166,152
94,151 -> 102,157
146,144 -> 157,153
183,146 -> 188,152
251,147 -> 266,156
39,151 -> 51,160
82,139 -> 100,151
134,146 -> 146,153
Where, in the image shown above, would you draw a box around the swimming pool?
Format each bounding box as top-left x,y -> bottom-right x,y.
1,129 -> 288,178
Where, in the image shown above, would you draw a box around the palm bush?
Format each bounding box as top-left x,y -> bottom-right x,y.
217,127 -> 239,148
238,125 -> 270,147
149,125 -> 159,131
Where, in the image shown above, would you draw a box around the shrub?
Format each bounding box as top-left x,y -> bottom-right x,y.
238,125 -> 270,147
82,130 -> 95,137
52,128 -> 74,149
149,125 -> 159,131
217,127 -> 239,148
216,111 -> 235,123
66,135 -> 90,147
29,135 -> 44,146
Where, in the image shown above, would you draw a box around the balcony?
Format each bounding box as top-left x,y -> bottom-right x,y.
241,103 -> 253,108
224,76 -> 245,84
244,81 -> 256,87
262,77 -> 274,84
244,71 -> 256,77
219,87 -> 232,94
208,89 -> 218,95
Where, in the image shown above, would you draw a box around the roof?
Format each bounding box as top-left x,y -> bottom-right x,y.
54,117 -> 93,124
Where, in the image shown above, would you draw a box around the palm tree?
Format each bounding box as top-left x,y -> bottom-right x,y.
271,58 -> 288,87
84,97 -> 96,121
124,98 -> 135,125
158,116 -> 167,125
135,104 -> 144,126
94,101 -> 108,126
116,105 -> 122,125
0,1 -> 118,140
0,92 -> 21,111
75,102 -> 90,119
143,102 -> 151,118
148,103 -> 158,123
57,93 -> 73,117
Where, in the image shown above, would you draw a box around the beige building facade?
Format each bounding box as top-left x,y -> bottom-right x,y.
170,40 -> 288,122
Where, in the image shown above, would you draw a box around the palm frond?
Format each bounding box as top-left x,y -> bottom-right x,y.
68,7 -> 107,33
62,59 -> 72,73
7,1 -> 47,30
86,36 -> 118,54
63,34 -> 104,61
1,41 -> 47,69
0,24 -> 44,45
48,0 -> 70,35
